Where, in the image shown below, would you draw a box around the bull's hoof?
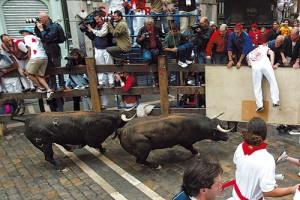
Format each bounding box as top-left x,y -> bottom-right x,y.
99,147 -> 106,154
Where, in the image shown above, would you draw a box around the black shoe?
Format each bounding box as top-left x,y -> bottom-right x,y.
273,103 -> 280,107
256,107 -> 264,112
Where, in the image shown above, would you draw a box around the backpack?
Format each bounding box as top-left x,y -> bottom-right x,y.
172,191 -> 191,200
55,22 -> 67,44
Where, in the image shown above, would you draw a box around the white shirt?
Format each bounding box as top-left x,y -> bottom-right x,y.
247,45 -> 272,68
24,35 -> 47,59
232,143 -> 277,200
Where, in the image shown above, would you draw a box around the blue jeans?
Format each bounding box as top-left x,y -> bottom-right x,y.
177,41 -> 193,62
143,49 -> 160,63
196,51 -> 206,64
213,53 -> 228,64
69,74 -> 88,87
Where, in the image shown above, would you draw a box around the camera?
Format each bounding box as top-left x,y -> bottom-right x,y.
79,10 -> 105,32
191,24 -> 201,33
79,15 -> 96,32
25,17 -> 40,23
144,32 -> 151,38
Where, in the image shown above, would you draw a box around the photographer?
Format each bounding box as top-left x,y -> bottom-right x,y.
191,17 -> 213,64
34,12 -> 66,112
107,10 -> 131,65
65,49 -> 90,111
136,17 -> 163,63
82,10 -> 114,109
114,72 -> 139,108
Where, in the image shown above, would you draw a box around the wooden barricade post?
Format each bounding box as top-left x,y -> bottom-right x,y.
158,55 -> 169,115
85,58 -> 102,112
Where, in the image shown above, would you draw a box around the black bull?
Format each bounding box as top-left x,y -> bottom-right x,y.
117,114 -> 233,168
15,111 -> 134,168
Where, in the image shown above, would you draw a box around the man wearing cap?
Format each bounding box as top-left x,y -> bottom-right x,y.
19,27 -> 54,100
227,23 -> 254,68
249,23 -> 263,46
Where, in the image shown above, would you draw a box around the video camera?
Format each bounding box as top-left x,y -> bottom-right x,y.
191,24 -> 201,33
25,17 -> 40,24
79,10 -> 106,32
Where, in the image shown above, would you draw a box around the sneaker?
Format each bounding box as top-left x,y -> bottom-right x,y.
276,150 -> 288,164
46,90 -> 55,100
178,61 -> 188,68
273,103 -> 280,108
30,87 -> 36,92
37,87 -> 46,93
256,107 -> 264,112
186,60 -> 193,65
74,85 -> 85,90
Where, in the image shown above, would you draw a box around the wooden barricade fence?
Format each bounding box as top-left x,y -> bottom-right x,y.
0,55 -> 205,133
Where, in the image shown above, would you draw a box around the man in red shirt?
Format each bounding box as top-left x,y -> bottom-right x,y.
249,23 -> 263,46
206,24 -> 229,64
114,72 -> 139,107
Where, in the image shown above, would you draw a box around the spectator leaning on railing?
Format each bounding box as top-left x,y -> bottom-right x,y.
280,27 -> 300,69
205,24 -> 229,64
267,35 -> 285,68
227,23 -> 254,69
107,10 -> 131,65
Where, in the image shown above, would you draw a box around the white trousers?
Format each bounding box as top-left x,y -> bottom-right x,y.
95,48 -> 114,106
251,63 -> 280,108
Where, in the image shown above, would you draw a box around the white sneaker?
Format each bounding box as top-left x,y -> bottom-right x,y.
46,90 -> 55,100
276,150 -> 288,164
178,61 -> 188,68
186,60 -> 193,65
74,85 -> 85,90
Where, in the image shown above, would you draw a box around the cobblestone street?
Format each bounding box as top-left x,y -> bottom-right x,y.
0,122 -> 299,200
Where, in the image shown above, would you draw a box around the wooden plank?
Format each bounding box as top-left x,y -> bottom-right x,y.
169,86 -> 205,95
0,86 -> 204,103
241,100 -> 269,122
158,55 -> 169,115
85,58 -> 101,112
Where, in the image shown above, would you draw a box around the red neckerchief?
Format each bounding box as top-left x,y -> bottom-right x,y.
242,141 -> 267,155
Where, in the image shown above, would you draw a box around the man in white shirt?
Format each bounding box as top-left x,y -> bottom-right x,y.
85,11 -> 114,109
247,45 -> 280,112
20,27 -> 53,100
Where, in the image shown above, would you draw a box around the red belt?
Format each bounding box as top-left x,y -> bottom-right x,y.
222,179 -> 263,200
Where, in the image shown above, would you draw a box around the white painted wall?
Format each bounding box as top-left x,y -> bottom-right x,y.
206,66 -> 300,125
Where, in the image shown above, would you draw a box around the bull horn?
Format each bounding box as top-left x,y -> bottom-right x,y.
216,124 -> 234,133
121,113 -> 137,122
123,105 -> 136,112
211,112 -> 225,119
